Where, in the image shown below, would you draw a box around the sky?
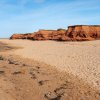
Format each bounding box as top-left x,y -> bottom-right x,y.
0,0 -> 100,38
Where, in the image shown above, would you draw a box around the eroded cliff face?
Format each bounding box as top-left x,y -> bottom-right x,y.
10,34 -> 24,39
33,30 -> 55,40
10,25 -> 100,41
67,25 -> 100,41
33,29 -> 67,41
10,29 -> 68,41
10,33 -> 34,39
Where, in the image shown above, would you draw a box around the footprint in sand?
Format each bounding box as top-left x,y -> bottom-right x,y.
0,71 -> 5,74
38,80 -> 49,86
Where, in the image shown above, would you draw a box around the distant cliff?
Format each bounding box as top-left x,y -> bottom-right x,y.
10,29 -> 68,41
67,25 -> 100,41
10,33 -> 34,39
10,25 -> 100,41
33,29 -> 68,41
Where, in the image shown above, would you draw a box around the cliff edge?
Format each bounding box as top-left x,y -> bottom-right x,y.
10,25 -> 100,41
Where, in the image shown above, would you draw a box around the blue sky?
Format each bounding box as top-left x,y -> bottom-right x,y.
0,0 -> 100,38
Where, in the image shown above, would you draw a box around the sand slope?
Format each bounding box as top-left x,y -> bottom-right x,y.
0,53 -> 100,100
0,39 -> 100,90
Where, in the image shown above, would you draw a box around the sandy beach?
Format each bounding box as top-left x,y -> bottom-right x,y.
0,39 -> 100,100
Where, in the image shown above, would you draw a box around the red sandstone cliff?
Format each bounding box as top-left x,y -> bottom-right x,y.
10,29 -> 68,41
33,30 -> 55,40
10,33 -> 34,39
10,34 -> 24,39
67,25 -> 100,41
10,25 -> 100,41
33,29 -> 68,41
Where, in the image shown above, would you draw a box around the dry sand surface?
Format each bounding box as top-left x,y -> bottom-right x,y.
0,52 -> 100,100
0,39 -> 100,100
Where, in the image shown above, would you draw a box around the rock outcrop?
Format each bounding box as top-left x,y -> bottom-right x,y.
33,30 -> 55,40
10,33 -> 34,39
33,29 -> 68,41
10,25 -> 100,41
10,29 -> 68,41
10,34 -> 24,39
67,25 -> 100,41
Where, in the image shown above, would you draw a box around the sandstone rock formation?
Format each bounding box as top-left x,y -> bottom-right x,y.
10,34 -> 24,39
33,29 -> 68,41
10,25 -> 100,41
67,25 -> 100,41
10,29 -> 68,41
33,30 -> 55,40
10,33 -> 34,39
